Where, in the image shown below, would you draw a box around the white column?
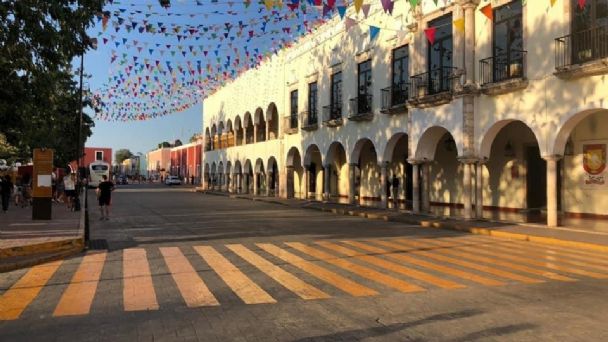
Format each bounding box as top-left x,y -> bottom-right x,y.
462,161 -> 473,220
421,162 -> 430,213
303,167 -> 309,200
323,165 -> 331,201
463,2 -> 476,86
410,161 -> 420,213
544,155 -> 562,227
348,163 -> 356,204
253,172 -> 258,195
380,162 -> 388,208
476,161 -> 485,219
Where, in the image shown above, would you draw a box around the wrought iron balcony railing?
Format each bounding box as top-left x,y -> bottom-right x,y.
409,66 -> 457,99
556,24 -> 608,69
381,82 -> 409,113
348,94 -> 373,121
322,104 -> 343,127
480,50 -> 527,86
300,110 -> 318,131
283,115 -> 299,134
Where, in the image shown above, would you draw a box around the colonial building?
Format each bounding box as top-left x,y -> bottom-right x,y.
202,0 -> 608,228
170,140 -> 203,183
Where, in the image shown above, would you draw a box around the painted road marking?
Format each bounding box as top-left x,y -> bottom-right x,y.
226,244 -> 330,300
257,243 -> 377,297
0,260 -> 62,320
315,241 -> 465,290
348,240 -> 505,287
53,252 -> 107,317
287,242 -> 424,293
159,247 -> 219,307
123,248 -> 159,311
194,246 -> 276,304
391,239 -> 548,284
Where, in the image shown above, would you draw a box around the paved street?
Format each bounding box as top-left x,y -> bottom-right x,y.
1,184 -> 608,341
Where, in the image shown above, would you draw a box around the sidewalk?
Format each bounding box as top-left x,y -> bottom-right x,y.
0,194 -> 85,272
199,190 -> 608,252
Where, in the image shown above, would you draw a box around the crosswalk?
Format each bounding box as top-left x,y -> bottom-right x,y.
2,235 -> 608,321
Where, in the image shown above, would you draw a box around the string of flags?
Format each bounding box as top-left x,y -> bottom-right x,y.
93,0 -> 573,122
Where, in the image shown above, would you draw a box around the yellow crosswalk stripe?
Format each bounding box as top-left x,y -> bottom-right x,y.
256,243 -> 377,297
0,260 -> 62,320
226,244 -> 330,300
348,240 -> 505,286
446,242 -> 608,279
160,247 -> 219,307
53,252 -> 107,317
123,248 -> 159,311
194,246 -> 276,304
286,242 -> 425,293
315,241 -> 465,289
395,238 -> 569,282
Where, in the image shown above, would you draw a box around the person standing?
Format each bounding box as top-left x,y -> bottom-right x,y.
96,175 -> 115,220
64,173 -> 76,211
391,174 -> 400,210
1,175 -> 13,212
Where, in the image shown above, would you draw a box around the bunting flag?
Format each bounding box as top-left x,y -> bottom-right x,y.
578,0 -> 586,9
453,18 -> 465,33
381,0 -> 394,14
480,4 -> 493,20
424,27 -> 436,45
369,25 -> 380,41
337,6 -> 346,19
409,0 -> 419,8
344,16 -> 357,31
550,0 -> 557,6
354,0 -> 363,13
362,4 -> 371,18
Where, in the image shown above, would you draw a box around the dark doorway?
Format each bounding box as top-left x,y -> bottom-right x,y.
526,145 -> 546,212
309,163 -> 317,193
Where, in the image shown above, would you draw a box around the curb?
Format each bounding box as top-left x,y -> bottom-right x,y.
204,191 -> 608,254
0,246 -> 84,273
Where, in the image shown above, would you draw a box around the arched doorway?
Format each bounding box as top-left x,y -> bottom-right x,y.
383,133 -> 412,209
210,162 -> 217,190
303,144 -> 323,200
325,142 -> 348,202
267,156 -> 279,197
244,112 -> 254,144
243,159 -> 253,194
225,161 -> 232,192
254,108 -> 266,142
203,163 -> 210,189
480,120 -> 545,223
267,103 -> 279,140
254,158 -> 266,196
210,124 -> 217,150
204,128 -> 211,151
226,120 -> 234,148
286,147 -> 303,199
217,162 -> 224,191
234,115 -> 243,146
351,139 -> 380,207
233,160 -> 243,193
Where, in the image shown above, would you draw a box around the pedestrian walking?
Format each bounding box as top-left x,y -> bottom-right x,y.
96,175 -> 115,220
1,175 -> 13,212
391,174 -> 400,209
64,173 -> 76,211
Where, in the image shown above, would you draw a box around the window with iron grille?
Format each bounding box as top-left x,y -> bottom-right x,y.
330,72 -> 342,118
357,60 -> 372,113
492,1 -> 524,81
308,82 -> 318,123
391,46 -> 409,105
427,14 -> 453,94
290,89 -> 298,128
571,0 -> 608,64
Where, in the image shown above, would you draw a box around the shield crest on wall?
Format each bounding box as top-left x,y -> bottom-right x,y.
583,144 -> 607,175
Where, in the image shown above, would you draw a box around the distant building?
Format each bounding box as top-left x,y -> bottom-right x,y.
170,140 -> 202,184
147,147 -> 171,180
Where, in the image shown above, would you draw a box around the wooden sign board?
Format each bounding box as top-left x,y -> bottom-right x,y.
33,148 -> 53,198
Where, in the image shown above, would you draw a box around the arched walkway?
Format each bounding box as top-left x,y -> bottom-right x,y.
304,144 -> 323,200
226,120 -> 234,148
204,127 -> 211,151
203,163 -> 210,190
383,133 -> 412,209
210,162 -> 217,190
244,112 -> 254,144
286,147 -> 304,199
243,159 -> 253,194
267,103 -> 279,140
267,156 -> 279,197
225,161 -> 232,192
351,138 -> 380,207
325,142 -> 348,202
254,108 -> 266,143
217,162 -> 225,191
254,158 -> 266,195
234,116 -> 243,146
233,160 -> 243,193
211,124 -> 218,150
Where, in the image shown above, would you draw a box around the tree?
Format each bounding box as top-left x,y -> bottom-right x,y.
0,0 -> 104,166
189,133 -> 202,143
115,149 -> 133,164
158,141 -> 171,148
174,139 -> 183,147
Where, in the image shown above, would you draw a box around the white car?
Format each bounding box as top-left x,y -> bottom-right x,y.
165,176 -> 182,185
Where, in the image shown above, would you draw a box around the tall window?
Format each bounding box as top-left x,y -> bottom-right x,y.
290,89 -> 298,129
427,14 -> 453,94
493,1 -> 524,81
330,71 -> 342,118
572,0 -> 608,63
95,151 -> 103,161
308,82 -> 318,124
357,60 -> 372,113
392,45 -> 409,105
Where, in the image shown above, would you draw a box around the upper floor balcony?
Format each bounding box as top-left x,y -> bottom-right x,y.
322,104 -> 343,127
555,24 -> 608,79
408,66 -> 459,108
380,82 -> 408,114
283,114 -> 298,135
479,50 -> 528,95
348,94 -> 373,121
300,110 -> 319,131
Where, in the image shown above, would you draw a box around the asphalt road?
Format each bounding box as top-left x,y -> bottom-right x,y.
1,183 -> 608,341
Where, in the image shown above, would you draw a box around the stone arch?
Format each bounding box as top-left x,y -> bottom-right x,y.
351,138 -> 380,206
254,107 -> 266,142
210,124 -> 218,150
225,120 -> 234,148
244,112 -> 254,144
415,126 -> 460,161
479,119 -> 543,160
303,144 -> 323,199
225,161 -> 232,191
267,102 -> 279,140
267,156 -> 279,197
383,133 -> 411,209
286,146 -> 304,198
210,162 -> 217,189
552,108 -> 607,156
243,159 -> 253,194
217,161 -> 225,190
204,127 -> 211,151
234,115 -> 243,146
303,144 -> 324,166
350,138 -> 378,164
326,141 -> 348,199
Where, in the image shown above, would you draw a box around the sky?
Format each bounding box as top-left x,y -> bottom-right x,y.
81,0 -> 325,162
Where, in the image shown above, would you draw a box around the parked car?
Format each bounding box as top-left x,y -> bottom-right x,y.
165,175 -> 181,185
117,175 -> 128,185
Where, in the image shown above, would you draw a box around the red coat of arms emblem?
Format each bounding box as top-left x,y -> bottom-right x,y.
583,144 -> 607,175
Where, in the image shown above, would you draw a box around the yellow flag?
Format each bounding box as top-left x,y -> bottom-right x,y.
453,18 -> 465,33
264,0 -> 273,10
550,0 -> 557,6
355,0 -> 363,13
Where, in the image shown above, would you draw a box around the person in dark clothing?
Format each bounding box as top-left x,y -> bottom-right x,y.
391,174 -> 400,209
96,175 -> 115,220
1,175 -> 13,212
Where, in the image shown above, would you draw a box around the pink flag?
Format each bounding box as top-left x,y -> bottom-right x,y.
362,4 -> 371,18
